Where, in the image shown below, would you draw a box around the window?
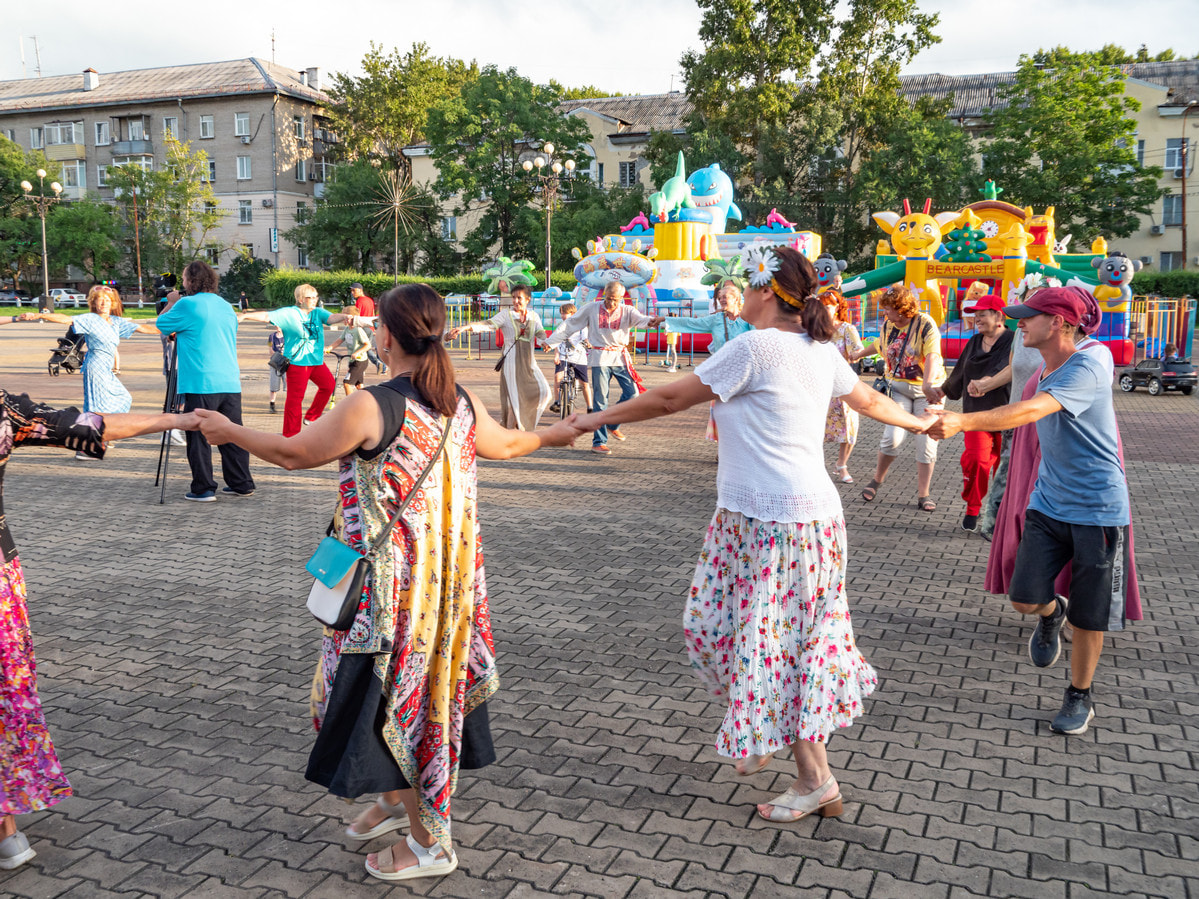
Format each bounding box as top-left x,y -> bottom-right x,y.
204,201 -> 217,214
296,201 -> 308,223
1160,251 -> 1183,272
295,158 -> 307,181
202,160 -> 216,182
238,200 -> 253,224
1137,139 -> 1145,166
96,164 -> 109,187
593,161 -> 605,186
618,161 -> 638,188
29,127 -> 43,149
242,244 -> 255,258
1166,138 -> 1184,171
1,129 -> 12,141
234,112 -> 250,137
293,115 -> 305,140
60,161 -> 85,189
163,117 -> 178,140
45,121 -> 83,145
297,247 -> 308,267
1164,194 -> 1183,226
199,115 -> 215,139
114,156 -> 153,171
95,121 -> 110,146
440,216 -> 457,241
127,118 -> 145,141
203,246 -> 219,264
236,156 -> 252,180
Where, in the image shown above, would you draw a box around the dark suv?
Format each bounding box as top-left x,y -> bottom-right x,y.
1118,357 -> 1196,396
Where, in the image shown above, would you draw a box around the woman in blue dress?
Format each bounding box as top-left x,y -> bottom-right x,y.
34,286 -> 160,457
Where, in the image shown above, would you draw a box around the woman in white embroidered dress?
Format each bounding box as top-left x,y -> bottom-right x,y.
446,285 -> 550,430
574,247 -> 933,823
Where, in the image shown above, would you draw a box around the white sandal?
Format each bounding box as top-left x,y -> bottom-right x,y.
836,465 -> 854,484
757,776 -> 843,822
345,796 -> 408,841
365,833 -> 458,881
0,831 -> 36,870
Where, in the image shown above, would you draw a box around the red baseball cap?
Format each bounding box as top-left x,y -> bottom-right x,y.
963,294 -> 1005,314
1003,286 -> 1092,325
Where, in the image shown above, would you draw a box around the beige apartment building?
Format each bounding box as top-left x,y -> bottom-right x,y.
0,58 -> 335,283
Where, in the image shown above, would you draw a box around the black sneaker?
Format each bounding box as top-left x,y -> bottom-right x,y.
221,487 -> 255,497
270,402 -> 277,413
1029,599 -> 1067,668
962,514 -> 978,531
1050,686 -> 1095,735
184,491 -> 216,503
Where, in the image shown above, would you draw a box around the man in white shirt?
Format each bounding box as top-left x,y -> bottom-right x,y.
545,283 -> 662,454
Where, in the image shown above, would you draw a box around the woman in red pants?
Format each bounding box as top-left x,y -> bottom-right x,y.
241,284 -> 358,436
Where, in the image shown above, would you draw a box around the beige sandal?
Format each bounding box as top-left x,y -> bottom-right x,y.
365,834 -> 458,881
734,753 -> 774,776
345,796 -> 408,841
757,776 -> 843,822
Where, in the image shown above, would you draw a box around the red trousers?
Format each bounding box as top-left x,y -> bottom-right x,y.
961,430 -> 1002,515
283,362 -> 335,437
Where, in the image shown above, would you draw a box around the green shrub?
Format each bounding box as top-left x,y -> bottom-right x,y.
261,268 -> 579,307
1130,269 -> 1199,298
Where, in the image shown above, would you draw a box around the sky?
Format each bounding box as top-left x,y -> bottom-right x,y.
4,0 -> 1198,94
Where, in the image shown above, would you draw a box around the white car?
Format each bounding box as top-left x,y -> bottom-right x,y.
47,288 -> 87,308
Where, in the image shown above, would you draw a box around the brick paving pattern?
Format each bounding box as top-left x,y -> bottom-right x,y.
1,321 -> 1196,898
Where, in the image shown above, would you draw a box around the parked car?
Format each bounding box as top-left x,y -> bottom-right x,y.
0,288 -> 33,306
1118,357 -> 1196,396
46,288 -> 87,308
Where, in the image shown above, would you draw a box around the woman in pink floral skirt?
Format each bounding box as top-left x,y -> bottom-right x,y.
574,247 -> 933,822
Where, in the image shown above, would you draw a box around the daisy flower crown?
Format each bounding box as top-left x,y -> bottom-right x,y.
742,245 -> 806,310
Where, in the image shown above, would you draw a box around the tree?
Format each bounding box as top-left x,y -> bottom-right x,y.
47,196 -> 122,283
1032,44 -> 1181,66
158,136 -> 225,275
326,42 -> 477,176
983,50 -> 1165,242
644,123 -> 746,191
549,181 -> 647,271
0,136 -> 58,291
548,82 -> 622,100
425,66 -> 593,267
218,253 -> 275,303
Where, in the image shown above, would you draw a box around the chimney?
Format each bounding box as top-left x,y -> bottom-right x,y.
82,68 -> 99,91
299,71 -> 307,86
306,67 -> 320,91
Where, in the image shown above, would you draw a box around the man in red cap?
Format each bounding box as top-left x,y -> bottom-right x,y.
934,294 -> 1014,531
929,286 -> 1129,736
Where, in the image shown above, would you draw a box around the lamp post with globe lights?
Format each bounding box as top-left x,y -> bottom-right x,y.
522,142 -> 575,288
20,169 -> 62,311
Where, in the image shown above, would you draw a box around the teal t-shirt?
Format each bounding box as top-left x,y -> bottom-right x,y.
268,305 -> 331,366
155,293 -> 242,394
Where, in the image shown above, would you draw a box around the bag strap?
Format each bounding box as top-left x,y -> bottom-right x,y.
366,415 -> 451,555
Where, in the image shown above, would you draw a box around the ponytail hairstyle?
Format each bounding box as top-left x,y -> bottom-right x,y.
377,283 -> 458,417
770,246 -> 834,342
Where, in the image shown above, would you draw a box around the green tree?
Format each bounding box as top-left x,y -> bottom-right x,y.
548,81 -> 622,100
644,123 -> 746,191
326,42 -> 477,176
218,253 -> 275,303
982,49 -> 1165,242
0,136 -> 59,292
425,66 -> 593,267
46,196 -> 122,283
158,136 -> 225,275
548,181 -> 647,270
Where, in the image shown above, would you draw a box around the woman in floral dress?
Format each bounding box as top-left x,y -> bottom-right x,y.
195,284 -> 581,883
574,247 -> 932,823
0,363 -> 196,869
820,290 -> 864,483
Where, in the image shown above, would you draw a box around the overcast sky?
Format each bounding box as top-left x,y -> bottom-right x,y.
4,0 -> 1198,93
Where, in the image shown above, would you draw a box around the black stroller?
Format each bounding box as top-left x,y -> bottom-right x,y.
48,327 -> 86,376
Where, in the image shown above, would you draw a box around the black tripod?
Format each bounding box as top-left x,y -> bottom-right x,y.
155,336 -> 182,504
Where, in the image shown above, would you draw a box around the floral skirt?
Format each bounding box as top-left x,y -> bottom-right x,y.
824,398 -> 858,446
0,557 -> 72,815
683,510 -> 877,758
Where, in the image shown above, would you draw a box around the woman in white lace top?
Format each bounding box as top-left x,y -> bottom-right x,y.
573,246 -> 934,824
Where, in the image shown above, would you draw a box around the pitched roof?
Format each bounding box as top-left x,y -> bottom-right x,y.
0,58 -> 330,115
559,93 -> 691,134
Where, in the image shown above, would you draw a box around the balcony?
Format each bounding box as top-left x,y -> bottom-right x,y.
112,139 -> 154,156
45,143 -> 86,161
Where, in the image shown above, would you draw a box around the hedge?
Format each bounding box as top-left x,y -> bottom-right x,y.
261,268 -> 580,307
1130,270 -> 1199,298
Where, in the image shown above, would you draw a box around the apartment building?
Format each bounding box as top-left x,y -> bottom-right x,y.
0,58 -> 336,280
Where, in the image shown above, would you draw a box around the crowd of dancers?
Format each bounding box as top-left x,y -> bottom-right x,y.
1,250 -> 1137,883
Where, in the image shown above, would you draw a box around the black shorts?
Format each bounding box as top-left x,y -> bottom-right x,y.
1009,508 -> 1129,631
344,359 -> 369,387
555,361 -> 588,383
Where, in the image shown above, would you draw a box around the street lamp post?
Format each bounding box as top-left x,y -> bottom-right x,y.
20,169 -> 62,311
1180,101 -> 1197,271
522,142 -> 575,288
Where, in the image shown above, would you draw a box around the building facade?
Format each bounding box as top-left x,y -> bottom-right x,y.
0,58 -> 335,284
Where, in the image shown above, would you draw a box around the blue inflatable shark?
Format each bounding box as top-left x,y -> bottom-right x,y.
680,163 -> 742,233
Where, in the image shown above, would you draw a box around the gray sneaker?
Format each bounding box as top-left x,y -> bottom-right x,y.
1029,598 -> 1067,668
1051,687 -> 1095,735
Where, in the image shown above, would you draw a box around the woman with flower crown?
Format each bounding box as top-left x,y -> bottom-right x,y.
573,246 -> 934,823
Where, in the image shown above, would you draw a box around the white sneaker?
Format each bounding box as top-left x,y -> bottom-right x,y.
170,429 -> 187,447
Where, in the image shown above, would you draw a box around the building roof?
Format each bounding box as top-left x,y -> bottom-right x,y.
559,93 -> 692,135
0,58 -> 330,115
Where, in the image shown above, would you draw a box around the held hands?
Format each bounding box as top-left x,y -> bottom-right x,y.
174,411 -> 202,431
192,408 -> 235,444
571,411 -> 604,432
539,415 -> 589,448
446,326 -> 464,341
907,410 -> 939,435
926,411 -> 963,441
923,384 -> 945,404
967,377 -> 990,398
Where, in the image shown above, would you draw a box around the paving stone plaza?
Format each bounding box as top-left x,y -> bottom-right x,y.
1,322 -> 1196,898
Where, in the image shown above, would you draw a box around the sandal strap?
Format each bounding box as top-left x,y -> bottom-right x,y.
376,796 -> 406,819
406,834 -> 450,866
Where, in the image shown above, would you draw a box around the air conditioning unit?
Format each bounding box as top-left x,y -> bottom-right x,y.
261,199 -> 273,208
240,135 -> 251,145
308,172 -> 317,181
1140,256 -> 1152,265
1173,168 -> 1184,179
1151,224 -> 1166,235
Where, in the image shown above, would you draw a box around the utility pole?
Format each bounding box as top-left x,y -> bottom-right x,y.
1182,102 -> 1197,270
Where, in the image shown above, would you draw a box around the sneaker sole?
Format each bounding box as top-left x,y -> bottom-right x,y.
184,496 -> 217,502
1028,627 -> 1062,668
1050,707 -> 1095,735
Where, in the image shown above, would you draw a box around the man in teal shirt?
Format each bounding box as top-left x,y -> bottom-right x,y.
239,283 -> 358,435
156,261 -> 256,502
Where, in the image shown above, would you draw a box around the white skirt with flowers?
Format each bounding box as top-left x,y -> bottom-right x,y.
683,509 -> 877,758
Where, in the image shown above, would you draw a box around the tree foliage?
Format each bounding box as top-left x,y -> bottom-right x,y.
982,50 -> 1165,242
0,136 -> 59,291
425,65 -> 593,267
47,196 -> 122,283
549,182 -> 647,271
218,252 -> 275,303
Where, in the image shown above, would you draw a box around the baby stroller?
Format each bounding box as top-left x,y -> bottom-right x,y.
48,327 -> 86,377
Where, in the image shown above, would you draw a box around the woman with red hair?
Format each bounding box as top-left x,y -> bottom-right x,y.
820,290 -> 863,482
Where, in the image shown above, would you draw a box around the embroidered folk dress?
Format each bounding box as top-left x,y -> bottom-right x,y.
688,329 -> 877,759
71,313 -> 140,413
482,309 -> 550,430
824,321 -> 864,446
1,391 -> 106,815
306,383 -> 498,851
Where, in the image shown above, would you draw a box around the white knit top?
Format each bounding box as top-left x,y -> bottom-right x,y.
696,328 -> 860,524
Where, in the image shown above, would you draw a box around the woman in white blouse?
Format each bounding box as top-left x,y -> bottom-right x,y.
574,246 -> 932,823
